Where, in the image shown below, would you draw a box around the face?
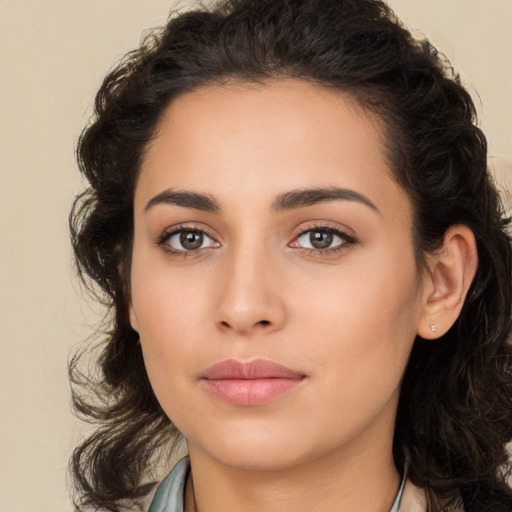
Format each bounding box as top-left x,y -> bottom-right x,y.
129,79 -> 429,472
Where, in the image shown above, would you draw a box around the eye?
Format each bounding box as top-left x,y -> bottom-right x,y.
290,226 -> 356,253
159,227 -> 219,253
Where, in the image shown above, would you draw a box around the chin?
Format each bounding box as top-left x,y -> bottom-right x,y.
164,415 -> 288,470
185,419 -> 339,473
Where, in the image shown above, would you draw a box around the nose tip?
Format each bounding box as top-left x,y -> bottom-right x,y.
215,257 -> 286,336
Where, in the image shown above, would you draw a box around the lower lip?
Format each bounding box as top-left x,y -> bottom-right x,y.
202,377 -> 304,406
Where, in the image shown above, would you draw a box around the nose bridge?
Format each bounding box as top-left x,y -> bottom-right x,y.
215,233 -> 285,334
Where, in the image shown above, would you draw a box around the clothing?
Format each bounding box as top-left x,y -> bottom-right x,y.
147,456 -> 424,512
148,458 -> 190,512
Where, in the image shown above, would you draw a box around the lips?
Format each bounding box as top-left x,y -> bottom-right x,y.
200,359 -> 306,406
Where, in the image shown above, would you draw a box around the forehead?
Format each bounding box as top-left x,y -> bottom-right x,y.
137,78 -> 409,219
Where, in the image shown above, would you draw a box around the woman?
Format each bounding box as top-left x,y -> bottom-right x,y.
69,0 -> 512,511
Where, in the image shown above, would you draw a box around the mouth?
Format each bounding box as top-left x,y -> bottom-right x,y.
200,359 -> 307,406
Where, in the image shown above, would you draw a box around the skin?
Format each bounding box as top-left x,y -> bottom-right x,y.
129,79 -> 476,512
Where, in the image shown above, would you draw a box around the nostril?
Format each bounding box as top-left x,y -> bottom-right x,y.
218,318 -> 273,332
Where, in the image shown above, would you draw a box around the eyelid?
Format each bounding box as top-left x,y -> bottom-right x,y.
288,222 -> 358,253
156,223 -> 221,254
291,221 -> 356,240
155,221 -> 356,258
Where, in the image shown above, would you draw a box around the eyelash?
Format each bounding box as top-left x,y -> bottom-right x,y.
156,223 -> 357,258
156,223 -> 218,258
290,223 -> 357,257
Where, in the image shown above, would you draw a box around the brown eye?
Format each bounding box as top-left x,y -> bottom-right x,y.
180,231 -> 204,250
309,231 -> 333,249
164,229 -> 219,252
290,226 -> 355,253
296,229 -> 342,250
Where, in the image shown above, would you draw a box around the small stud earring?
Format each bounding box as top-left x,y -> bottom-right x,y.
430,324 -> 437,333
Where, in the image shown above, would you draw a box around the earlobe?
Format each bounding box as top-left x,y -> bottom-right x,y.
417,225 -> 478,339
117,252 -> 138,332
128,300 -> 139,332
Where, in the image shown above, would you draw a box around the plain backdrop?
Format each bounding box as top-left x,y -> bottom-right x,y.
0,1 -> 510,510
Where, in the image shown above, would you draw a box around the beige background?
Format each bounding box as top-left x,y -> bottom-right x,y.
0,1 -> 510,511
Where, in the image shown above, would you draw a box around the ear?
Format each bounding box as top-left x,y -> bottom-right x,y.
128,299 -> 139,332
417,225 -> 478,339
116,247 -> 139,333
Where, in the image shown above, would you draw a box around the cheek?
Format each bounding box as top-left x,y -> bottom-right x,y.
129,249 -> 199,390
297,252 -> 420,399
132,282 -> 200,343
130,232 -> 211,335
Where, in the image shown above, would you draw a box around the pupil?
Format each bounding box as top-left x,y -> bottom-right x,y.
310,231 -> 332,249
180,231 -> 203,250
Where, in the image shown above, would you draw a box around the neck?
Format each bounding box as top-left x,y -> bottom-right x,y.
185,424 -> 401,512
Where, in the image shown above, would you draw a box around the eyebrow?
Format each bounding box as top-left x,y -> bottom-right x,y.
145,190 -> 220,213
272,187 -> 380,214
144,186 -> 379,214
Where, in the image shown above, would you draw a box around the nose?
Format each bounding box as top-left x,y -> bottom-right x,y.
214,246 -> 286,336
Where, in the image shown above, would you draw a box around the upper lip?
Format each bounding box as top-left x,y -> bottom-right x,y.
201,359 -> 305,380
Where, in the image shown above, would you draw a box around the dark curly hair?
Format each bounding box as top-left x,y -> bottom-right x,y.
69,0 -> 512,510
